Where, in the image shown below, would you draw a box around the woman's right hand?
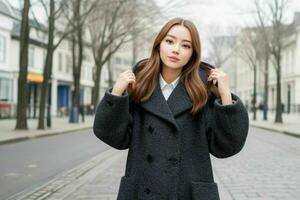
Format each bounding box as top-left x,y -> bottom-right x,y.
111,69 -> 136,96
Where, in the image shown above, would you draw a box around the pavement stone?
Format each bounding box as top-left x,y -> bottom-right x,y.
249,111 -> 300,138
211,127 -> 300,200
2,111 -> 300,200
0,116 -> 94,144
8,125 -> 300,200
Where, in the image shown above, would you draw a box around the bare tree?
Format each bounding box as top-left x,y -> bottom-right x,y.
37,0 -> 72,129
15,0 -> 30,130
237,28 -> 266,120
254,0 -> 290,123
206,26 -> 227,67
206,25 -> 238,67
63,0 -> 97,123
88,0 -> 161,109
234,0 -> 271,121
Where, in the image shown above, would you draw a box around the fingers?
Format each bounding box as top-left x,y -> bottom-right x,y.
130,80 -> 136,90
124,69 -> 136,90
121,70 -> 136,80
213,79 -> 217,85
208,68 -> 225,82
123,69 -> 134,74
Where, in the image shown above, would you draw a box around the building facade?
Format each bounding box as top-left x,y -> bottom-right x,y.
220,13 -> 300,114
0,0 -> 148,119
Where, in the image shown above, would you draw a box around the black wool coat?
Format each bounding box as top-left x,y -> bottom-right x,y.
93,61 -> 249,200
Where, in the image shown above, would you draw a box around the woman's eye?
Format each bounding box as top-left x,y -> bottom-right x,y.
166,39 -> 173,44
182,44 -> 191,49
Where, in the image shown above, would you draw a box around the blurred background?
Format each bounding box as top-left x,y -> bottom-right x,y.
0,0 -> 300,199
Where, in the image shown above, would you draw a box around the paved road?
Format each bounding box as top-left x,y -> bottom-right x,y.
212,127 -> 300,200
55,127 -> 300,200
0,129 -> 107,200
2,127 -> 300,200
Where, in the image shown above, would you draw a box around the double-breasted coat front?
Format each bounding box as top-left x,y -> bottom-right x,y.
93,61 -> 249,200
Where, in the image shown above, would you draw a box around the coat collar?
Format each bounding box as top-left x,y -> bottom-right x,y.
139,78 -> 192,130
137,62 -> 210,130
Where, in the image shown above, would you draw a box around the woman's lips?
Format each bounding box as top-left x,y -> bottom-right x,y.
167,56 -> 180,62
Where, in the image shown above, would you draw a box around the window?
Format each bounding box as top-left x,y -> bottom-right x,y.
66,55 -> 72,74
123,59 -> 131,66
28,47 -> 34,68
43,50 -> 47,65
58,53 -> 63,72
0,78 -> 11,101
68,40 -> 72,51
286,51 -> 289,74
0,35 -> 6,63
291,50 -> 295,73
81,65 -> 85,79
116,57 -> 122,65
83,53 -> 90,62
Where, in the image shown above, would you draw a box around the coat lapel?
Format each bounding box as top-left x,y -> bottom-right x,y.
139,68 -> 208,129
139,79 -> 193,130
139,81 -> 180,130
167,80 -> 193,117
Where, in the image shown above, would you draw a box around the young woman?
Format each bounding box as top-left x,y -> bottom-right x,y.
93,18 -> 249,200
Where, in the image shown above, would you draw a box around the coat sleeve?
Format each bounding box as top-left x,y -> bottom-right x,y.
93,87 -> 133,150
205,92 -> 249,158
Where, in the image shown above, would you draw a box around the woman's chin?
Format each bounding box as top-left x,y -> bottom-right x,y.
163,61 -> 183,69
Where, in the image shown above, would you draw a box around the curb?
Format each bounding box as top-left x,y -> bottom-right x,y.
7,148 -> 123,200
0,126 -> 93,145
249,123 -> 300,138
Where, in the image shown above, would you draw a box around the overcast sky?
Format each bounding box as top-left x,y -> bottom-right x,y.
8,0 -> 300,60
9,0 -> 300,25
154,0 -> 300,60
156,0 -> 300,32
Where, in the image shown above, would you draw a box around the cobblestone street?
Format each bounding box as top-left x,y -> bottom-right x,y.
212,127 -> 300,200
12,126 -> 300,200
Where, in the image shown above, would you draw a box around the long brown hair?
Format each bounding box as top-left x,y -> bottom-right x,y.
129,18 -> 208,115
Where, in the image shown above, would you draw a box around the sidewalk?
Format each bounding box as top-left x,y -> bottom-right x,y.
0,115 -> 94,144
3,112 -> 300,199
9,148 -> 233,200
0,111 -> 299,145
249,111 -> 300,138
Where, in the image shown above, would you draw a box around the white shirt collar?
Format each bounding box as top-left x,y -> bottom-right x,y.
159,73 -> 181,90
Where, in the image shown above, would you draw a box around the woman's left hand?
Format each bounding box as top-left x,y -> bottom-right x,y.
208,68 -> 231,98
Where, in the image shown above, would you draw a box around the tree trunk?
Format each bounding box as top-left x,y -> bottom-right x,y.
108,59 -> 114,88
263,51 -> 269,120
132,33 -> 138,66
15,0 -> 30,130
70,1 -> 83,123
252,64 -> 257,121
38,0 -> 55,129
275,55 -> 283,123
91,62 -> 102,110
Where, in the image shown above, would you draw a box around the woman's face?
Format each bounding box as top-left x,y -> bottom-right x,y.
159,25 -> 193,71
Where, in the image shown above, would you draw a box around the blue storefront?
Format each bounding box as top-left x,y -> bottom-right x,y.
57,85 -> 71,116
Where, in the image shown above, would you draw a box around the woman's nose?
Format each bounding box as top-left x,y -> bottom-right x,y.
172,43 -> 180,54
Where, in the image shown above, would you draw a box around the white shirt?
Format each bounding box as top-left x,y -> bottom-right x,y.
159,74 -> 236,105
159,73 -> 181,100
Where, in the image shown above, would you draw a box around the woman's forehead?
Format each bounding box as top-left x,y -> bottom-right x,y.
166,25 -> 192,42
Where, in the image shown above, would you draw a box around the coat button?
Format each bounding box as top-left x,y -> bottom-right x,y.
168,155 -> 178,165
106,100 -> 113,107
148,125 -> 154,133
146,154 -> 153,163
171,126 -> 178,135
127,126 -> 132,133
144,188 -> 151,194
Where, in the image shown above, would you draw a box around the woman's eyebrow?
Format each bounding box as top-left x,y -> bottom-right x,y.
166,34 -> 191,43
